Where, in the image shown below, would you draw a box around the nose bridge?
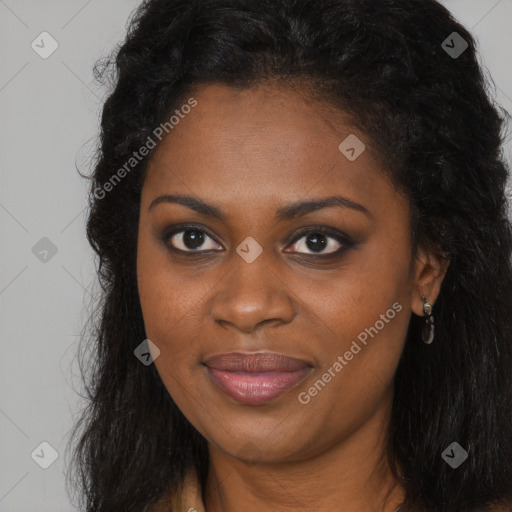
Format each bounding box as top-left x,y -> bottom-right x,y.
210,249 -> 295,332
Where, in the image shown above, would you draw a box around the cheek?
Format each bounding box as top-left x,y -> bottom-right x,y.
307,242 -> 410,347
136,248 -> 210,421
299,233 -> 412,405
305,271 -> 409,385
297,287 -> 408,444
136,227 -> 206,367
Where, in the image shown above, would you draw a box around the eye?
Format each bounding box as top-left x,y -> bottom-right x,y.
285,228 -> 351,256
162,225 -> 352,257
163,226 -> 223,253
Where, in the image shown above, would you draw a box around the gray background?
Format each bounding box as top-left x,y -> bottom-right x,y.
1,1 -> 511,510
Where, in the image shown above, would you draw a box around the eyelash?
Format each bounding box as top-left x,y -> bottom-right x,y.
161,223 -> 353,258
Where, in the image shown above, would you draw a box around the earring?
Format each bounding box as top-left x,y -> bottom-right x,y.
421,295 -> 434,344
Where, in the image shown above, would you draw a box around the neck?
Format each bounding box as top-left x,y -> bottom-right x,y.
203,388 -> 404,512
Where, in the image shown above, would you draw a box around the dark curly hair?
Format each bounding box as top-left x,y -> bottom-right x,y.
67,1 -> 512,511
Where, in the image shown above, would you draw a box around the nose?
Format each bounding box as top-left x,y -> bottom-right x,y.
210,253 -> 296,334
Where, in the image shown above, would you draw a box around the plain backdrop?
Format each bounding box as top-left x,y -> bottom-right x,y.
1,1 -> 511,510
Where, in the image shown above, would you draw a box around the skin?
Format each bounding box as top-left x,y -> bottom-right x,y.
136,83 -> 449,512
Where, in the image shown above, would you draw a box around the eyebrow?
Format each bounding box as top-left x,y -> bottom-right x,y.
148,193 -> 371,220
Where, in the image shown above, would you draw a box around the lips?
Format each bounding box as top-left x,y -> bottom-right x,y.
203,352 -> 313,405
204,352 -> 310,372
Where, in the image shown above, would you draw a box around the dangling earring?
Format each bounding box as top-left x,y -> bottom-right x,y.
421,295 -> 434,344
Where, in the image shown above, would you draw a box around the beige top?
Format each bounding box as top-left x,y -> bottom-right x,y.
171,466 -> 206,512
147,465 -> 205,512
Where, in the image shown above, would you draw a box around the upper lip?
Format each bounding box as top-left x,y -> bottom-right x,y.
203,352 -> 312,372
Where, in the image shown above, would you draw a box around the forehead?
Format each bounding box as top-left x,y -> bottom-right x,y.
143,83 -> 400,217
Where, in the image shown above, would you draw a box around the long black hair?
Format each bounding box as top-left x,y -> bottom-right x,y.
67,1 -> 512,511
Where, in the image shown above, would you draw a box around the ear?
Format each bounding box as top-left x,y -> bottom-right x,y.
410,246 -> 450,317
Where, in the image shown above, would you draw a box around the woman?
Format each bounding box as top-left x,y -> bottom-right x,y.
68,0 -> 512,511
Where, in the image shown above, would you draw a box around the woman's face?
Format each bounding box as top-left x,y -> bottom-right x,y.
137,83 -> 442,464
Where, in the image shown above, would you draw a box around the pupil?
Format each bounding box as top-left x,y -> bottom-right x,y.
183,229 -> 204,249
306,233 -> 327,252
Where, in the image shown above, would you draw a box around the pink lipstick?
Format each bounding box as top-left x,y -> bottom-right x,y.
203,352 -> 313,405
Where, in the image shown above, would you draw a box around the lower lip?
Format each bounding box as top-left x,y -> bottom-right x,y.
206,366 -> 312,405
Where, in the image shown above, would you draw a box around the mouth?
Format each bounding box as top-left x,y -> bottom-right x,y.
203,352 -> 313,405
